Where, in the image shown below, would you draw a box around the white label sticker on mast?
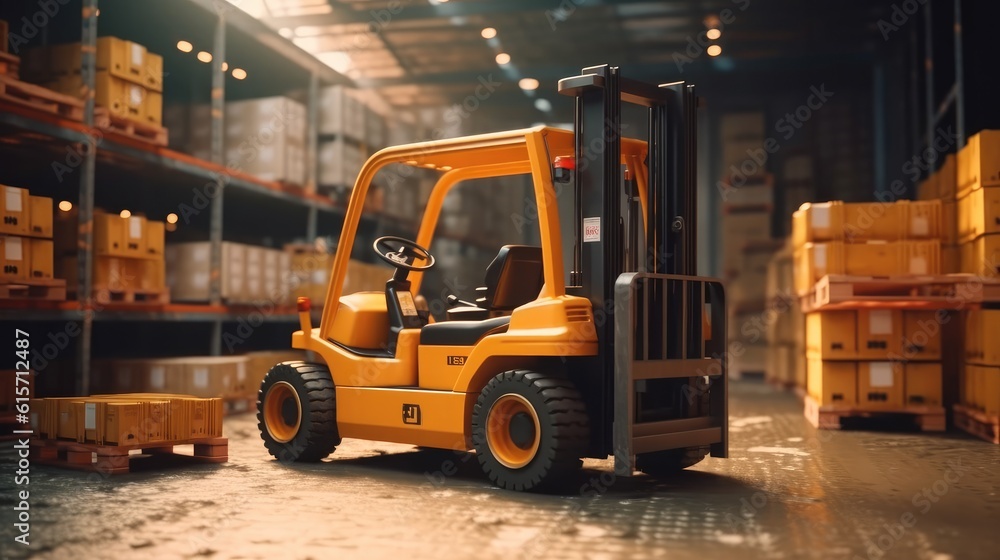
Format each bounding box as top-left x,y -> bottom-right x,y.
583,217 -> 601,242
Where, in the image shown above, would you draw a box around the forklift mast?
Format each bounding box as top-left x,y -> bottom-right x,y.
558,65 -> 727,473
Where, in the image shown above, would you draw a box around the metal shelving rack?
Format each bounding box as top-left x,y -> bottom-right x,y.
0,0 -> 360,394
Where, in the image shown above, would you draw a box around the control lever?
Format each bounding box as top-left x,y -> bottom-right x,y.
446,294 -> 479,308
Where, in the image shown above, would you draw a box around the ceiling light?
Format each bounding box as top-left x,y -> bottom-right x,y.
166,213 -> 179,224
177,40 -> 193,53
120,210 -> 131,218
707,28 -> 721,40
481,27 -> 497,39
58,200 -> 73,212
707,45 -> 722,57
534,98 -> 552,112
221,62 -> 229,71
519,78 -> 539,91
232,68 -> 247,80
495,52 -> 511,65
197,51 -> 213,63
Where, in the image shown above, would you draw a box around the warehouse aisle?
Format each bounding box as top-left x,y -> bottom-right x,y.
1,381 -> 997,560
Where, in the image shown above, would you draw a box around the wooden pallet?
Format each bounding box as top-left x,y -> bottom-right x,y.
94,107 -> 168,146
0,278 -> 67,301
0,52 -> 20,79
30,436 -> 228,475
953,404 -> 1000,444
804,395 -> 946,431
69,286 -> 170,305
801,274 -> 1000,312
0,74 -> 83,121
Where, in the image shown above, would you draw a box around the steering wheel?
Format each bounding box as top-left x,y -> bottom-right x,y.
373,236 -> 435,271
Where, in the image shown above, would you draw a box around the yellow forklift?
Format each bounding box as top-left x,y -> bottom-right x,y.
258,65 -> 728,492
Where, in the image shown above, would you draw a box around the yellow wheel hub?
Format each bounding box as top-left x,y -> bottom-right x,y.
264,381 -> 302,443
486,394 -> 541,469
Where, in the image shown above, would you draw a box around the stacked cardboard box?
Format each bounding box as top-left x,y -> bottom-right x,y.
792,200 -> 943,294
805,309 -> 944,409
959,309 -> 1000,441
765,242 -> 804,389
793,199 -> 951,414
916,154 -> 959,271
23,37 -> 163,126
32,394 -> 223,445
318,136 -> 367,189
55,209 -> 166,297
92,356 -> 250,398
225,96 -> 307,185
955,131 -> 1000,277
165,242 -> 291,305
0,185 -> 54,287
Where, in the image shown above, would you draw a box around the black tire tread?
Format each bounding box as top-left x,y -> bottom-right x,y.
257,361 -> 340,463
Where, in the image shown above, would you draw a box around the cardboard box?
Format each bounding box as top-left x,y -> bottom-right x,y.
28,196 -> 53,238
983,366 -> 1000,415
957,186 -> 1000,242
56,210 -> 148,258
806,311 -> 856,360
807,358 -> 856,406
958,130 -> 1000,195
939,153 -> 957,200
722,209 -> 772,275
0,236 -> 28,280
902,310 -> 943,361
792,200 -> 941,247
28,238 -> 53,280
856,309 -> 902,360
966,309 -> 1000,366
960,233 -> 1000,277
145,221 -> 165,257
1,185 -> 30,236
243,245 -> 265,301
858,361 -> 904,409
166,242 -> 246,302
905,362 -> 942,407
795,240 -> 941,294
45,38 -> 162,89
319,86 -> 365,141
719,174 -> 773,207
45,71 -> 162,126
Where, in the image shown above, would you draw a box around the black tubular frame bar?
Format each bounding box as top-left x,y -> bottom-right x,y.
613,273 -> 728,476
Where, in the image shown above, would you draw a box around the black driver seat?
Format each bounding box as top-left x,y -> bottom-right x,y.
420,245 -> 543,346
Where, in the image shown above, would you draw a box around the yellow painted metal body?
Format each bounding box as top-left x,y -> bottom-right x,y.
290,127 -> 645,450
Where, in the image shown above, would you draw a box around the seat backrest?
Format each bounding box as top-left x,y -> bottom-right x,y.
477,245 -> 544,311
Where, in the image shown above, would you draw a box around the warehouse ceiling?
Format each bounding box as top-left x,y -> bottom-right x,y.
228,0 -> 896,113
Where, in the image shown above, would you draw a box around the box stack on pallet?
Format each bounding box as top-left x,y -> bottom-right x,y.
23,37 -> 166,144
0,184 -> 64,300
793,199 -> 954,431
226,97 -> 307,186
165,241 -> 293,305
956,131 -> 1000,278
765,241 -> 805,390
57,208 -> 167,304
30,394 -> 226,474
317,86 -> 392,201
958,310 -> 1000,442
917,154 -> 959,272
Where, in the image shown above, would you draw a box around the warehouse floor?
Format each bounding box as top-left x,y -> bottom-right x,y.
2,382 -> 997,560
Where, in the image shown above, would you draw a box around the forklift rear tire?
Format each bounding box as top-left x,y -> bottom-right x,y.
472,370 -> 589,492
636,446 -> 709,476
258,361 -> 341,463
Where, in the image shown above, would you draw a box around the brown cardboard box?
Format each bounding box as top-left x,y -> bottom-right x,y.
858,361 -> 904,409
806,311 -> 856,360
795,240 -> 941,294
958,130 -> 1000,195
1,185 -> 30,236
28,196 -> 53,238
960,233 -> 1000,277
0,236 -> 28,281
46,37 -> 163,91
104,402 -> 144,445
905,362 -> 942,407
28,238 -> 53,280
957,186 -> 1000,242
807,358 -> 857,406
46,71 -> 162,126
145,221 -> 165,257
56,210 -> 148,259
902,310 -> 943,361
166,242 -> 246,302
856,309 -> 902,360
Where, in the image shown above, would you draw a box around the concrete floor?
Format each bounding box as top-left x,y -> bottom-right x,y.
1,381 -> 998,560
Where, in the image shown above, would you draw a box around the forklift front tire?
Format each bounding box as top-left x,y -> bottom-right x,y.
472,370 -> 589,492
258,362 -> 341,463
